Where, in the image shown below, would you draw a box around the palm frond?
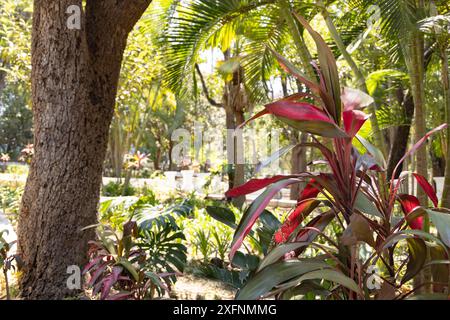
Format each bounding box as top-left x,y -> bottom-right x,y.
162,0 -> 276,94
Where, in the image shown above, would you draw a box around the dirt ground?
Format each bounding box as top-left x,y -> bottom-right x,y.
171,273 -> 236,300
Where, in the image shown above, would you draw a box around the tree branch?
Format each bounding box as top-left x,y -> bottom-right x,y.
195,63 -> 224,108
86,0 -> 152,36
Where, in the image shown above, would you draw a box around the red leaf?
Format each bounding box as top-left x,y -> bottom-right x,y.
343,110 -> 370,137
101,266 -> 123,300
274,199 -> 320,243
412,173 -> 438,207
229,178 -> 302,260
225,175 -> 294,198
274,179 -> 321,244
299,179 -> 321,201
397,194 -> 424,230
265,100 -> 333,123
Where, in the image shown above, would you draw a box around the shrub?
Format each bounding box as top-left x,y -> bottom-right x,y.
85,196 -> 189,299
225,14 -> 450,300
102,181 -> 136,197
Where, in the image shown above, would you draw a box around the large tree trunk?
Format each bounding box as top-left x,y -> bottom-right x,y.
18,0 -> 151,299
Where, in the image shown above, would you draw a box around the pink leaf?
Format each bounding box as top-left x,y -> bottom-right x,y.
265,100 -> 333,123
100,266 -> 123,300
274,179 -> 321,244
412,173 -> 438,207
397,194 -> 424,230
343,110 -> 370,137
225,175 -> 295,198
229,178 -> 302,260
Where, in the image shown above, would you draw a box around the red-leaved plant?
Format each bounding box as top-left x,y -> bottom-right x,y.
83,221 -> 171,300
226,13 -> 450,300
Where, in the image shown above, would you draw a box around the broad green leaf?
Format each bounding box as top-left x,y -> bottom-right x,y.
428,209 -> 450,248
356,134 -> 387,169
354,191 -> 383,219
340,213 -> 375,247
257,242 -> 309,272
206,206 -> 236,229
236,260 -> 330,300
118,259 -> 139,282
295,269 -> 362,296
383,230 -> 448,256
402,238 -> 427,284
278,116 -> 348,138
428,244 -> 450,290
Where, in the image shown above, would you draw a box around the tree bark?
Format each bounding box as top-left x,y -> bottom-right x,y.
440,42 -> 450,207
18,0 -> 151,299
289,133 -> 307,200
406,28 -> 428,206
387,88 -> 415,179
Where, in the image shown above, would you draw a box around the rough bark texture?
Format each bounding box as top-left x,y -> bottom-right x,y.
440,43 -> 450,207
224,63 -> 248,209
18,0 -> 151,299
195,51 -> 249,209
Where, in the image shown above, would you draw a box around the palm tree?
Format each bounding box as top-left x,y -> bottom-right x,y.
419,9 -> 450,207
350,0 -> 433,206
161,0 -> 322,205
316,0 -> 387,155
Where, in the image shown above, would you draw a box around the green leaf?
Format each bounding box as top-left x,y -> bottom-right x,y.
277,116 -> 348,138
354,191 -> 383,219
206,206 -> 237,229
340,213 -> 375,247
356,134 -> 387,169
402,238 -> 427,284
236,260 -> 330,300
428,244 -> 450,290
295,269 -> 362,296
383,230 -> 448,256
257,242 -> 309,272
428,210 -> 450,248
118,259 -> 139,282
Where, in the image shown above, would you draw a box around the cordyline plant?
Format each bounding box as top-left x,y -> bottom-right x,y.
225,13 -> 450,300
83,221 -> 172,300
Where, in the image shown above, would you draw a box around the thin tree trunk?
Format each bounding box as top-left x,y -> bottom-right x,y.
290,133 -> 308,200
279,0 -> 316,81
18,0 -> 151,299
440,44 -> 450,207
387,89 -> 415,178
408,32 -> 428,207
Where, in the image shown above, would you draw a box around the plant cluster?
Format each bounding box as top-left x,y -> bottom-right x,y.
224,14 -> 450,300
84,196 -> 189,299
